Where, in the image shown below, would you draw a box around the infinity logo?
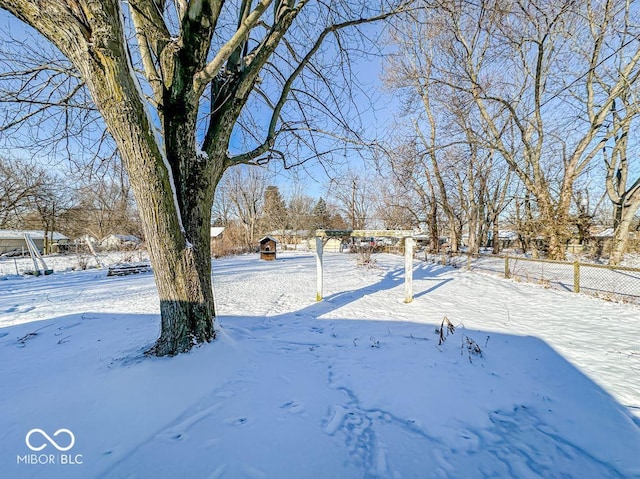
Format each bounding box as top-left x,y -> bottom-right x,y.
25,429 -> 75,452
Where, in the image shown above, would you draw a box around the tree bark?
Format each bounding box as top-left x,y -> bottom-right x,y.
609,196 -> 640,265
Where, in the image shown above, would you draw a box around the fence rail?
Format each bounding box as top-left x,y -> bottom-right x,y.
425,252 -> 640,304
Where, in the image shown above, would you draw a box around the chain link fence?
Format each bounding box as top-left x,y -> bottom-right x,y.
424,252 -> 640,304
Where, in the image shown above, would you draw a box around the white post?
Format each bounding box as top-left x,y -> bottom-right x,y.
85,235 -> 105,269
315,236 -> 324,301
404,237 -> 414,303
24,233 -> 49,274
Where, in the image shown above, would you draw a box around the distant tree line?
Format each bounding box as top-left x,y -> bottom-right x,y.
211,166 -> 349,254
0,156 -> 141,251
374,0 -> 640,265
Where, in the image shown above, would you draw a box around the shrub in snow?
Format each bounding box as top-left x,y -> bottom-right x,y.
461,335 -> 483,363
436,316 -> 456,345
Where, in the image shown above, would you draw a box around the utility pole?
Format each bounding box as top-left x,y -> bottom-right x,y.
351,178 -> 356,229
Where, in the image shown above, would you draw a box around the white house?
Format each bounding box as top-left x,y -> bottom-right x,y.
99,234 -> 142,251
0,230 -> 69,255
210,226 -> 225,239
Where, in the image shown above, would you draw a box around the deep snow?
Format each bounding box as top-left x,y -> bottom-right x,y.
1,252 -> 639,478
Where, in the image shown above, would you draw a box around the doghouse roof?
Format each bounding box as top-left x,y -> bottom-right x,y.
259,236 -> 278,244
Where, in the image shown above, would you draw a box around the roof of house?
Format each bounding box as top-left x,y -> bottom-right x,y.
210,226 -> 225,238
593,228 -> 614,238
101,234 -> 141,243
0,229 -> 69,241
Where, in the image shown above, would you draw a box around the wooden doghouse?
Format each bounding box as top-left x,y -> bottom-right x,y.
259,236 -> 277,261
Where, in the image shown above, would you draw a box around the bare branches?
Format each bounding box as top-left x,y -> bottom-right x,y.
128,0 -> 172,105
0,157 -> 51,228
227,5 -> 413,166
194,0 -> 275,94
0,26 -> 113,165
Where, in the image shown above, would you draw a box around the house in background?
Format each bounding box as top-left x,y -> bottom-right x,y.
99,234 -> 142,251
210,226 -> 225,257
264,230 -> 309,250
309,236 -> 343,253
0,230 -> 69,255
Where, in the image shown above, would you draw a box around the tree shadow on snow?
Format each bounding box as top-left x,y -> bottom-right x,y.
307,259 -> 454,312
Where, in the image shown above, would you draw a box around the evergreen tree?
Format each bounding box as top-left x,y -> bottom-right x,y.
312,198 -> 330,229
263,186 -> 287,235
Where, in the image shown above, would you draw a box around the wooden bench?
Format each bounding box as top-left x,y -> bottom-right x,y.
107,262 -> 152,276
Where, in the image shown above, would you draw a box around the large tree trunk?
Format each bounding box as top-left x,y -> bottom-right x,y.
428,203 -> 439,254
29,0 -> 220,356
491,220 -> 500,254
448,217 -> 460,254
107,104 -> 220,356
467,211 -> 478,255
610,213 -> 632,266
151,243 -> 216,355
609,199 -> 640,266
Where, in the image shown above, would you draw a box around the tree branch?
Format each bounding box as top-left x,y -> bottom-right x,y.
228,8 -> 411,165
193,0 -> 273,95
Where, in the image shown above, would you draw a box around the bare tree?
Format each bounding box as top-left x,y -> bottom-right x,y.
286,183 -> 314,238
62,177 -> 139,241
382,9 -> 509,255
216,166 -> 267,251
328,170 -> 373,230
0,157 -> 48,228
430,0 -> 640,259
23,180 -> 72,253
485,161 -> 512,254
0,0 -> 411,355
603,94 -> 640,264
373,184 -> 416,231
375,137 -> 441,252
382,1 -> 640,260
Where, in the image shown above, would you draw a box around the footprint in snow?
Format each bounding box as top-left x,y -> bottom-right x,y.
156,430 -> 189,442
214,390 -> 235,399
225,416 -> 249,426
279,400 -> 304,414
5,305 -> 35,314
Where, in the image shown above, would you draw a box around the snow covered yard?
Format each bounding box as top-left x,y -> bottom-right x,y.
0,252 -> 639,478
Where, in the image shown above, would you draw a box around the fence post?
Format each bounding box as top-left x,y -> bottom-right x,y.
404,237 -> 414,303
315,236 -> 324,301
573,261 -> 580,293
504,255 -> 510,279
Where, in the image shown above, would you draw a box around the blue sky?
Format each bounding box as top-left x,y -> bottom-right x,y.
0,8 -> 398,203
